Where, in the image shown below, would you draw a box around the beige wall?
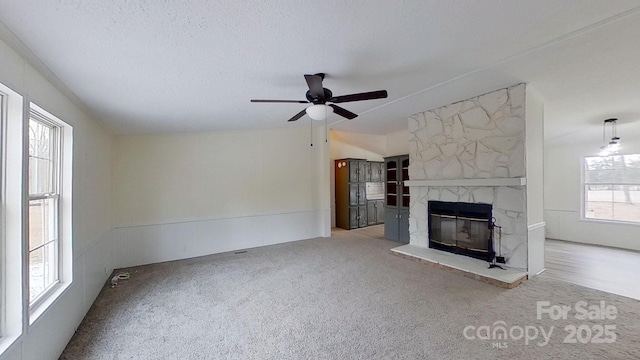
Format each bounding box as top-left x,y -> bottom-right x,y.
114,128 -> 326,226
112,126 -> 331,267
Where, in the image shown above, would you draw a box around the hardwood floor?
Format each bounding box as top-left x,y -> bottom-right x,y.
543,239 -> 640,300
332,224 -> 386,240
352,224 -> 386,240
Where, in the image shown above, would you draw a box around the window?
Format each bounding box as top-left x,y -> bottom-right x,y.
0,82 -> 24,349
27,104 -> 72,315
28,115 -> 60,303
0,87 -> 5,334
583,154 -> 640,223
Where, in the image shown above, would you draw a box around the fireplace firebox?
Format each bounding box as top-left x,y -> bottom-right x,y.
428,201 -> 494,262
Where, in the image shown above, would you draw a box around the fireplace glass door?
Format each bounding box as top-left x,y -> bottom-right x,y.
428,201 -> 493,261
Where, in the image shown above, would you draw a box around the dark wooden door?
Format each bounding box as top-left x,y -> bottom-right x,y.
370,162 -> 382,182
367,201 -> 377,225
349,160 -> 359,183
358,183 -> 367,205
349,183 -> 358,206
358,205 -> 368,228
349,207 -> 359,229
363,161 -> 372,182
358,161 -> 368,182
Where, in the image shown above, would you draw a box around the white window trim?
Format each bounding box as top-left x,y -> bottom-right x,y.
580,154 -> 640,227
27,103 -> 73,325
0,82 -> 24,353
28,114 -> 62,308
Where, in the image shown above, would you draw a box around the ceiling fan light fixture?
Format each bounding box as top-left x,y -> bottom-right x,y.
306,104 -> 333,121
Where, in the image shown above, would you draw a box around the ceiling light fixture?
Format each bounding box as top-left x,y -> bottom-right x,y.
305,104 -> 333,121
599,118 -> 621,156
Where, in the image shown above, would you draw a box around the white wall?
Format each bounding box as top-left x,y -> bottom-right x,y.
112,126 -> 330,267
0,34 -> 114,360
544,140 -> 640,251
386,129 -> 409,157
331,130 -> 387,157
525,90 -> 545,275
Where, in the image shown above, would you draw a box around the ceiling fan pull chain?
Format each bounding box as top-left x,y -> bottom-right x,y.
325,107 -> 328,143
310,117 -> 313,147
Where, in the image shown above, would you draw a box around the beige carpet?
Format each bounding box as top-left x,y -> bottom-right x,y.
61,229 -> 640,359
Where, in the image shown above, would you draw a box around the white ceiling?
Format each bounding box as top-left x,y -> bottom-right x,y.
1,1 -> 640,146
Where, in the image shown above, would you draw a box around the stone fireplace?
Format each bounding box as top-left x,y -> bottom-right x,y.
399,83 -> 545,276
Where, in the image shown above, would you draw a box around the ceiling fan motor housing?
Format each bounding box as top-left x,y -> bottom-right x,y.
306,88 -> 333,104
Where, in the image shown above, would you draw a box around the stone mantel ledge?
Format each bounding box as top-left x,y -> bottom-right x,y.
404,177 -> 526,187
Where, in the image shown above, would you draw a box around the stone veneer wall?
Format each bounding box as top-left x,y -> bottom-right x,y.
408,84 -> 528,269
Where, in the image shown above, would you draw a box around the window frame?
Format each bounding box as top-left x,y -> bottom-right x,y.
27,103 -> 73,323
0,85 -> 5,336
0,82 -> 24,352
581,153 -> 640,226
27,112 -> 62,308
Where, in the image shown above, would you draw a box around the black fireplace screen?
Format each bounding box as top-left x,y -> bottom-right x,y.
428,201 -> 494,261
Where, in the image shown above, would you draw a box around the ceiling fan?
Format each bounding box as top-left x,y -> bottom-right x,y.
251,73 -> 388,122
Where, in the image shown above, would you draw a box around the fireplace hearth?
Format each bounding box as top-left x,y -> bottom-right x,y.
428,201 -> 494,262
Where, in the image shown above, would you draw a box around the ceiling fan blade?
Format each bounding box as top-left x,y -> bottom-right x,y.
251,99 -> 309,103
329,90 -> 388,104
304,74 -> 325,100
329,104 -> 358,120
287,109 -> 308,122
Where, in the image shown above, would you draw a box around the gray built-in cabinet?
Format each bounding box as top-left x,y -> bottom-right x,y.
335,158 -> 385,230
384,155 -> 410,244
366,199 -> 385,225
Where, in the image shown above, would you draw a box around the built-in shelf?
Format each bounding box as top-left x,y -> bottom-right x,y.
404,177 -> 526,187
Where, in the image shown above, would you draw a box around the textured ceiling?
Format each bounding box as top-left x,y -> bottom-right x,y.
1,1 -> 640,145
